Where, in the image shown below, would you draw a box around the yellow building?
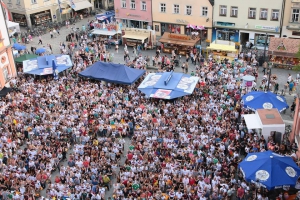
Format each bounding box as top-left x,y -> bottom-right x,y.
152,0 -> 213,41
282,0 -> 300,39
4,0 -> 94,27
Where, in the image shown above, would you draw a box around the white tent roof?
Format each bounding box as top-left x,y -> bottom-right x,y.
243,114 -> 262,129
92,29 -> 121,36
6,21 -> 20,30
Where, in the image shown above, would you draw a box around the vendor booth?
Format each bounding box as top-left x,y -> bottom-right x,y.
206,41 -> 239,61
122,28 -> 155,49
22,55 -> 72,76
159,32 -> 200,56
6,21 -> 20,37
268,38 -> 300,69
91,21 -> 122,45
243,109 -> 285,143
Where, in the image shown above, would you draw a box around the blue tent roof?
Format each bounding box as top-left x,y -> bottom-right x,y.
24,55 -> 73,75
79,62 -> 145,85
138,72 -> 199,99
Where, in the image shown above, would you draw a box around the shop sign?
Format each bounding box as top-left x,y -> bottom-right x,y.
168,34 -> 189,40
62,8 -> 72,14
255,25 -> 278,31
127,14 -> 141,17
176,19 -> 188,24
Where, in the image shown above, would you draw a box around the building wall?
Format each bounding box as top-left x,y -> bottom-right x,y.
282,0 -> 300,39
213,0 -> 282,46
4,0 -> 95,27
0,4 -> 17,89
115,0 -> 152,27
152,0 -> 213,37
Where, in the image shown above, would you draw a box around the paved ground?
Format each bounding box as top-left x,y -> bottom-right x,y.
18,16 -> 298,198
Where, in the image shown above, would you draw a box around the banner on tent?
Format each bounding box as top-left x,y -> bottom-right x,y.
23,60 -> 38,73
41,68 -> 53,75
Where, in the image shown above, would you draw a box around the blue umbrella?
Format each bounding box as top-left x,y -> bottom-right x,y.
242,91 -> 289,112
138,72 -> 199,99
35,48 -> 46,54
238,151 -> 300,190
12,43 -> 26,51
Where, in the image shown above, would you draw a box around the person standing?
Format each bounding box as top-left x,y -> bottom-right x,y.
38,36 -> 42,45
48,44 -> 52,54
262,61 -> 267,74
50,30 -> 53,39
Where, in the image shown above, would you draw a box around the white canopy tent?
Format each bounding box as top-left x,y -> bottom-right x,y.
243,109 -> 285,142
6,21 -> 20,37
91,29 -> 121,36
243,114 -> 262,129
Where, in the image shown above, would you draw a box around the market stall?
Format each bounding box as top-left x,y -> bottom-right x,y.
242,109 -> 285,143
122,28 -> 155,49
159,32 -> 200,56
91,29 -> 122,44
268,38 -> 300,69
6,21 -> 20,37
206,43 -> 238,61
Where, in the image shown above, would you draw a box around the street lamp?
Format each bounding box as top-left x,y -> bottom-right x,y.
263,33 -> 269,63
267,65 -> 272,91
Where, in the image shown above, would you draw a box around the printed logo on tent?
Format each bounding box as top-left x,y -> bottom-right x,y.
276,96 -> 284,102
246,155 -> 257,161
256,170 -> 270,181
286,167 -> 297,177
263,102 -> 273,109
245,95 -> 254,102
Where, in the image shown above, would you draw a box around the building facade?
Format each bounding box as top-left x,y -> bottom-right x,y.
152,0 -> 213,39
4,0 -> 93,27
0,4 -> 16,88
213,0 -> 283,49
114,0 -> 152,29
281,0 -> 300,39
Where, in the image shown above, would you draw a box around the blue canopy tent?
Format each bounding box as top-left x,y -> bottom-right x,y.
138,72 -> 199,99
23,55 -> 73,75
79,62 -> 145,85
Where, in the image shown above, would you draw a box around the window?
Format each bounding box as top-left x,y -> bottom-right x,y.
31,0 -> 37,4
174,4 -> 179,14
44,0 -> 49,2
292,31 -> 300,36
202,7 -> 208,16
121,0 -> 126,8
292,9 -> 300,22
186,5 -> 192,15
260,8 -> 268,20
271,9 -> 279,21
16,0 -> 20,4
220,5 -> 227,16
141,1 -> 146,11
130,0 -> 135,9
231,6 -> 238,17
160,3 -> 166,13
8,0 -> 11,4
249,8 -> 256,19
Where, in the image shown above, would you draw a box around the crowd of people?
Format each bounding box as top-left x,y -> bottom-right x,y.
6,16 -> 300,200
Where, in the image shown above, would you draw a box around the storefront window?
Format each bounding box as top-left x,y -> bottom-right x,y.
254,34 -> 273,47
161,23 -> 181,35
216,30 -> 235,41
12,13 -> 27,26
31,10 -> 52,25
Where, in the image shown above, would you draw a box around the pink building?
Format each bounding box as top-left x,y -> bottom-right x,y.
114,0 -> 152,29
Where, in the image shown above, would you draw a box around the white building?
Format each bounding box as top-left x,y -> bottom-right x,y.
212,0 -> 283,49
